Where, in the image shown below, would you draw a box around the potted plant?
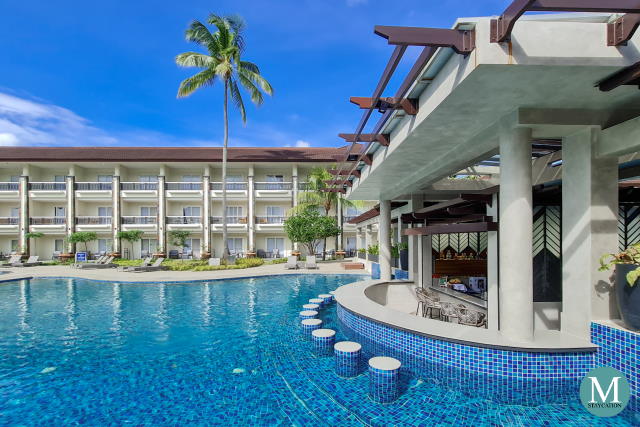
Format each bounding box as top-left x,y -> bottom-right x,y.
154,246 -> 166,258
599,243 -> 640,330
367,244 -> 379,263
200,243 -> 211,259
58,236 -> 74,262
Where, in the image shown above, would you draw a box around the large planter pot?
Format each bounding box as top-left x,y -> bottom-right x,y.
367,254 -> 378,263
615,264 -> 640,331
58,253 -> 74,262
400,249 -> 409,271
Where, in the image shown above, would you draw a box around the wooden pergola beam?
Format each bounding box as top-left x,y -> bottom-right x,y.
350,97 -> 419,115
339,133 -> 391,146
598,60 -> 640,91
404,221 -> 498,236
374,26 -> 475,54
328,169 -> 361,178
324,180 -> 353,187
608,14 -> 640,46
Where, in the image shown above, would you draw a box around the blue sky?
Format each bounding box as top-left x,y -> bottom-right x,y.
0,0 -> 508,148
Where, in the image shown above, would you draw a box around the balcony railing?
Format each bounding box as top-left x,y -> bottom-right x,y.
76,216 -> 112,225
30,182 -> 66,191
211,216 -> 248,225
298,182 -> 309,191
0,217 -> 18,225
255,216 -> 287,224
76,182 -> 112,191
0,182 -> 19,191
30,217 -> 66,225
166,182 -> 202,191
211,182 -> 248,191
254,182 -> 292,191
122,216 -> 157,225
121,182 -> 158,191
166,216 -> 201,224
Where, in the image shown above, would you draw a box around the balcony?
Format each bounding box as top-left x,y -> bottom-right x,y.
166,182 -> 202,191
30,216 -> 66,232
255,216 -> 287,232
166,182 -> 203,201
0,217 -> 18,233
211,182 -> 248,199
211,215 -> 247,231
0,182 -> 19,201
76,216 -> 112,231
166,216 -> 202,231
120,182 -> 158,201
0,182 -> 19,191
29,182 -> 66,201
298,182 -> 310,191
76,182 -> 112,201
254,182 -> 293,200
121,216 -> 157,231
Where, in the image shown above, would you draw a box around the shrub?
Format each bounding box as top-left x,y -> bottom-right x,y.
113,258 -> 143,267
269,258 -> 287,264
235,257 -> 264,268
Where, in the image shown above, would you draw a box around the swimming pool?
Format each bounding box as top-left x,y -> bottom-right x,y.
0,275 -> 637,425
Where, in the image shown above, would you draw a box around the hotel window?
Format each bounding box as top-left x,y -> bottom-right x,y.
227,175 -> 243,182
10,207 -> 19,217
227,238 -> 243,254
10,176 -> 19,182
98,207 -> 112,217
266,237 -> 285,256
226,206 -> 243,218
97,239 -> 111,254
11,240 -> 18,252
54,239 -> 64,253
139,175 -> 157,182
346,237 -> 356,251
140,206 -> 157,217
54,175 -> 66,182
266,206 -> 284,223
266,175 -> 284,182
184,238 -> 201,256
54,207 -> 65,217
97,175 -> 113,182
182,175 -> 200,182
141,239 -> 158,256
183,206 -> 201,217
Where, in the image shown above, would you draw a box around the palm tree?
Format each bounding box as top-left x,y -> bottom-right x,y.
292,167 -> 363,259
176,14 -> 273,260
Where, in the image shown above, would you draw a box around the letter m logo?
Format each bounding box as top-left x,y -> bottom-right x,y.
589,376 -> 621,403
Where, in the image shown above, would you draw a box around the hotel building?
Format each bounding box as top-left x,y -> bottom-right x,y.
0,146 -> 365,260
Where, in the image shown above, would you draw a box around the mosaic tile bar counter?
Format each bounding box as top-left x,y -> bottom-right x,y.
337,304 -> 594,379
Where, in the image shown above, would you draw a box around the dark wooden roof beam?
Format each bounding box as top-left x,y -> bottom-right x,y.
608,14 -> 640,46
339,133 -> 391,146
374,26 -> 475,54
350,97 -> 419,115
598,60 -> 640,91
324,180 -> 353,187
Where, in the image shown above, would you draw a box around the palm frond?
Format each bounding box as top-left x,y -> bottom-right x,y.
228,79 -> 247,123
177,68 -> 216,98
238,71 -> 263,106
239,67 -> 274,96
240,60 -> 260,74
175,52 -> 215,68
185,20 -> 216,49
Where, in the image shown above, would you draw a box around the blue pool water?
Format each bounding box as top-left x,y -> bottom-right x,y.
0,275 -> 638,426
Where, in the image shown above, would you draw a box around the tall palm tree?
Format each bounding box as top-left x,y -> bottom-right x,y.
292,167 -> 363,259
176,14 -> 273,260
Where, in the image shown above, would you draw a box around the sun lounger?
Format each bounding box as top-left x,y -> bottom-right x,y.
130,257 -> 164,272
74,255 -> 105,268
77,256 -> 116,269
305,255 -> 318,270
1,255 -> 22,267
119,257 -> 152,272
284,256 -> 298,270
14,255 -> 40,267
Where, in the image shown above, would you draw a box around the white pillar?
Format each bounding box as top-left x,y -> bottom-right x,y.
66,175 -> 75,253
202,174 -> 211,256
18,175 -> 29,255
487,193 -> 499,330
248,165 -> 255,251
379,200 -> 392,281
337,196 -> 343,251
112,175 -> 121,255
562,126 -> 618,339
408,227 -> 418,281
499,125 -> 534,342
157,175 -> 166,253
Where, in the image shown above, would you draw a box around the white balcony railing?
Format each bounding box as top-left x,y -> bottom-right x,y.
76,182 -> 112,191
122,216 -> 157,225
255,216 -> 287,224
254,182 -> 292,191
0,182 -> 19,191
120,182 -> 158,191
211,182 -> 248,191
166,216 -> 201,224
211,216 -> 247,225
166,182 -> 202,191
30,217 -> 66,225
30,182 -> 66,191
76,216 -> 112,225
0,217 -> 18,225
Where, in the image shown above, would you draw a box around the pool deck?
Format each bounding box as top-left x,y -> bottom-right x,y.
0,260 -> 363,283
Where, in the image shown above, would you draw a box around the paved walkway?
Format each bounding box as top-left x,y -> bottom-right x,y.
0,260 -> 367,283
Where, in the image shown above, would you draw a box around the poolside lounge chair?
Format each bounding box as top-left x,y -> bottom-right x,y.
130,257 -> 164,272
14,256 -> 41,267
119,257 -> 152,272
74,255 -> 105,268
208,258 -> 221,266
305,255 -> 318,270
1,255 -> 22,267
284,256 -> 298,270
77,256 -> 116,269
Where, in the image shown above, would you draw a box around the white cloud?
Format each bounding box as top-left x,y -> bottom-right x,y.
346,0 -> 367,6
295,140 -> 311,147
0,132 -> 19,146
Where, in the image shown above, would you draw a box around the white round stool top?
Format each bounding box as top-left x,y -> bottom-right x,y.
303,303 -> 320,310
318,294 -> 332,298
301,318 -> 322,326
368,356 -> 401,371
334,341 -> 362,353
299,310 -> 318,317
329,290 -> 336,295
309,298 -> 323,304
311,328 -> 336,338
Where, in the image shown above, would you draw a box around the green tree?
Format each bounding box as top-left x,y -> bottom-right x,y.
176,14 -> 273,261
24,232 -> 44,256
284,208 -> 341,257
292,167 -> 363,258
68,232 -> 97,253
117,230 -> 144,259
169,230 -> 191,260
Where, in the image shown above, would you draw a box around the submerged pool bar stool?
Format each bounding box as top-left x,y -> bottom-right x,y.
368,356 -> 401,403
299,310 -> 318,319
334,341 -> 362,377
309,298 -> 324,306
318,294 -> 334,304
301,318 -> 322,335
312,328 -> 336,355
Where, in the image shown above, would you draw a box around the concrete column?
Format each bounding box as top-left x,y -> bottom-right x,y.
157,175 -> 166,253
379,200 -> 392,281
112,175 -> 121,255
487,193 -> 499,331
408,227 -> 419,281
66,175 -> 75,253
18,176 -> 29,255
562,127 -> 618,339
499,125 -> 533,342
337,196 -> 343,251
248,165 -> 255,251
202,175 -> 211,256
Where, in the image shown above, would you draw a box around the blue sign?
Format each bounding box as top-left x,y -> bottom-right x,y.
75,252 -> 87,262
